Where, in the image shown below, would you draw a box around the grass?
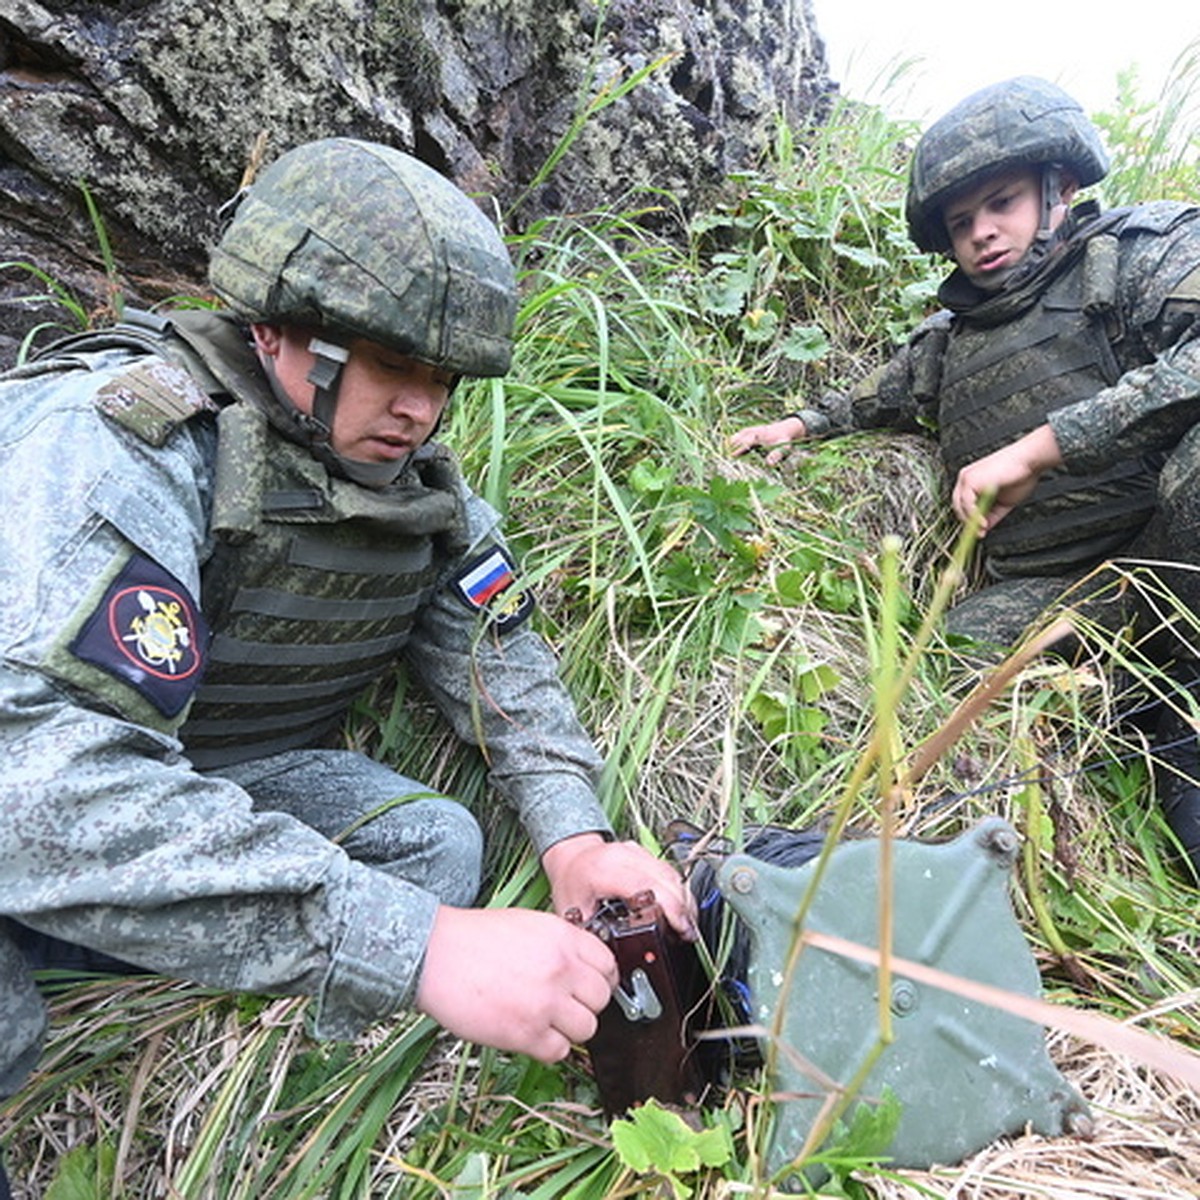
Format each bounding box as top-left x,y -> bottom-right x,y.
3,64 -> 1200,1200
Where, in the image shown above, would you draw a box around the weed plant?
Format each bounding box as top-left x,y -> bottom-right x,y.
2,62 -> 1199,1200
1094,39 -> 1200,207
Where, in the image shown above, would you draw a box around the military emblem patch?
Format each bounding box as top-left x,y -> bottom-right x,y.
70,554 -> 209,717
451,546 -> 534,632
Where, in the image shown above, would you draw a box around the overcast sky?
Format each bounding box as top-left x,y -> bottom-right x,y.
813,0 -> 1200,129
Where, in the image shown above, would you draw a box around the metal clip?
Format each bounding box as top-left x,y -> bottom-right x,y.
613,968 -> 663,1022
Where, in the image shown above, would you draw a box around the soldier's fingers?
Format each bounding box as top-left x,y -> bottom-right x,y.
573,925 -> 619,986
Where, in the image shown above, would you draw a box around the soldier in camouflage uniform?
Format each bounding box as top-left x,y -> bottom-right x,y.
0,138 -> 694,1194
731,77 -> 1200,876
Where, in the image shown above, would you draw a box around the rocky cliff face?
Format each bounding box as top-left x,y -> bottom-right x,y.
0,0 -> 833,363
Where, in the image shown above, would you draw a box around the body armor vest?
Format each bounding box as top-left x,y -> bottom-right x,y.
937,213 -> 1162,578
181,402 -> 462,769
40,309 -> 467,768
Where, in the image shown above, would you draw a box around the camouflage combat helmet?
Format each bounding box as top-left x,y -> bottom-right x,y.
905,76 -> 1109,254
209,138 -> 516,378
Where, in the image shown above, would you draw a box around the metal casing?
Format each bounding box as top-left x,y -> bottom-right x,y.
718,817 -> 1090,1181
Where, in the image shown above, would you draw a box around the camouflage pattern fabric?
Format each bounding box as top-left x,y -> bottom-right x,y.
212,750 -> 485,904
0,334 -> 611,1096
946,422 -> 1200,656
825,199 -> 1200,652
182,398 -> 460,769
905,76 -> 1109,254
935,208 -> 1162,578
210,139 -> 516,379
944,575 -> 1089,650
0,930 -> 45,1099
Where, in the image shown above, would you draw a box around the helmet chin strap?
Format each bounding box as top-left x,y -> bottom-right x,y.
259,336 -> 412,488
1037,164 -> 1065,243
304,335 -> 349,446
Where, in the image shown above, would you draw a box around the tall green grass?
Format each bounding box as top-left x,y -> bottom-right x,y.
1094,38 -> 1200,206
4,61 -> 1200,1200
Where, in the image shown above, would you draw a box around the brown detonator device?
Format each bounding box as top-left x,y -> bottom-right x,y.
567,890 -> 710,1117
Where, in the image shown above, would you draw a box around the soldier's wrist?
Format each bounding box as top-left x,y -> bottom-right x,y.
786,409 -> 827,438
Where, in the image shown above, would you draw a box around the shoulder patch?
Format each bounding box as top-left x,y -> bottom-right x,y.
450,545 -> 535,632
96,359 -> 218,446
69,553 -> 210,717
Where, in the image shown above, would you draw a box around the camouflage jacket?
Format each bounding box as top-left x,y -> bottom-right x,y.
797,200 -> 1200,569
0,313 -> 610,1077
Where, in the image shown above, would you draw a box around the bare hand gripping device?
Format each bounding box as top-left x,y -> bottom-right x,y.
565,820 -> 1090,1187
566,890 -> 711,1117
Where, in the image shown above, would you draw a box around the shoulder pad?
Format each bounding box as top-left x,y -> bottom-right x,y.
1118,200 -> 1200,237
912,308 -> 954,337
412,440 -> 465,493
95,358 -> 218,446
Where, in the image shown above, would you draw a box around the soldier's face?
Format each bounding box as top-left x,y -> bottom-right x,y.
943,166 -> 1069,289
254,324 -> 454,463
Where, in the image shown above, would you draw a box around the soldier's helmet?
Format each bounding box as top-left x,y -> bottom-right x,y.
905,76 -> 1110,254
209,138 -> 516,377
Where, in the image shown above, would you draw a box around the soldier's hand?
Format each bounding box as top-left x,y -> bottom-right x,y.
729,416 -> 807,465
541,833 -> 699,943
415,905 -> 618,1062
953,423 -> 1063,534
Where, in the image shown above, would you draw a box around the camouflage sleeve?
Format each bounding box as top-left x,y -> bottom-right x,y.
788,388 -> 853,437
845,310 -> 951,435
0,361 -> 438,1041
402,487 -> 613,858
1048,209 -> 1200,472
785,358 -> 918,439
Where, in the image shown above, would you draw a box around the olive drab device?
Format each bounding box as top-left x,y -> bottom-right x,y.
905,76 -> 1110,254
582,818 -> 1089,1184
719,818 -> 1090,1185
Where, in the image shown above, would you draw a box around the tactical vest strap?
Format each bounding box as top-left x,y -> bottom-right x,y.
1079,228 -> 1123,344
183,406 -> 463,770
939,220 -> 1156,576
211,402 -> 269,541
1080,229 -> 1119,316
909,317 -> 951,406
31,307 -> 173,362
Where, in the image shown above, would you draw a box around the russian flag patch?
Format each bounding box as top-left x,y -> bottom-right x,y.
451,545 -> 534,632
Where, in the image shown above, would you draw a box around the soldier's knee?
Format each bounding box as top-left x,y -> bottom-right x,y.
355,796 -> 483,905
1158,426 -> 1200,551
945,592 -> 1028,656
946,575 -> 1084,657
0,924 -> 49,1102
423,798 -> 484,905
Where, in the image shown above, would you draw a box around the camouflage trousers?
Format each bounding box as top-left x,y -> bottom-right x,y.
211,748 -> 484,905
947,426 -> 1200,662
1,748 -> 482,1100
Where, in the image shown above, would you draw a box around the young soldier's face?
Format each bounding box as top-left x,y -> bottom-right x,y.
255,325 -> 454,463
943,166 -> 1045,289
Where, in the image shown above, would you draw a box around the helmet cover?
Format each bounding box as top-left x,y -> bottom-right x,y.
905,76 -> 1109,253
210,138 -> 516,376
